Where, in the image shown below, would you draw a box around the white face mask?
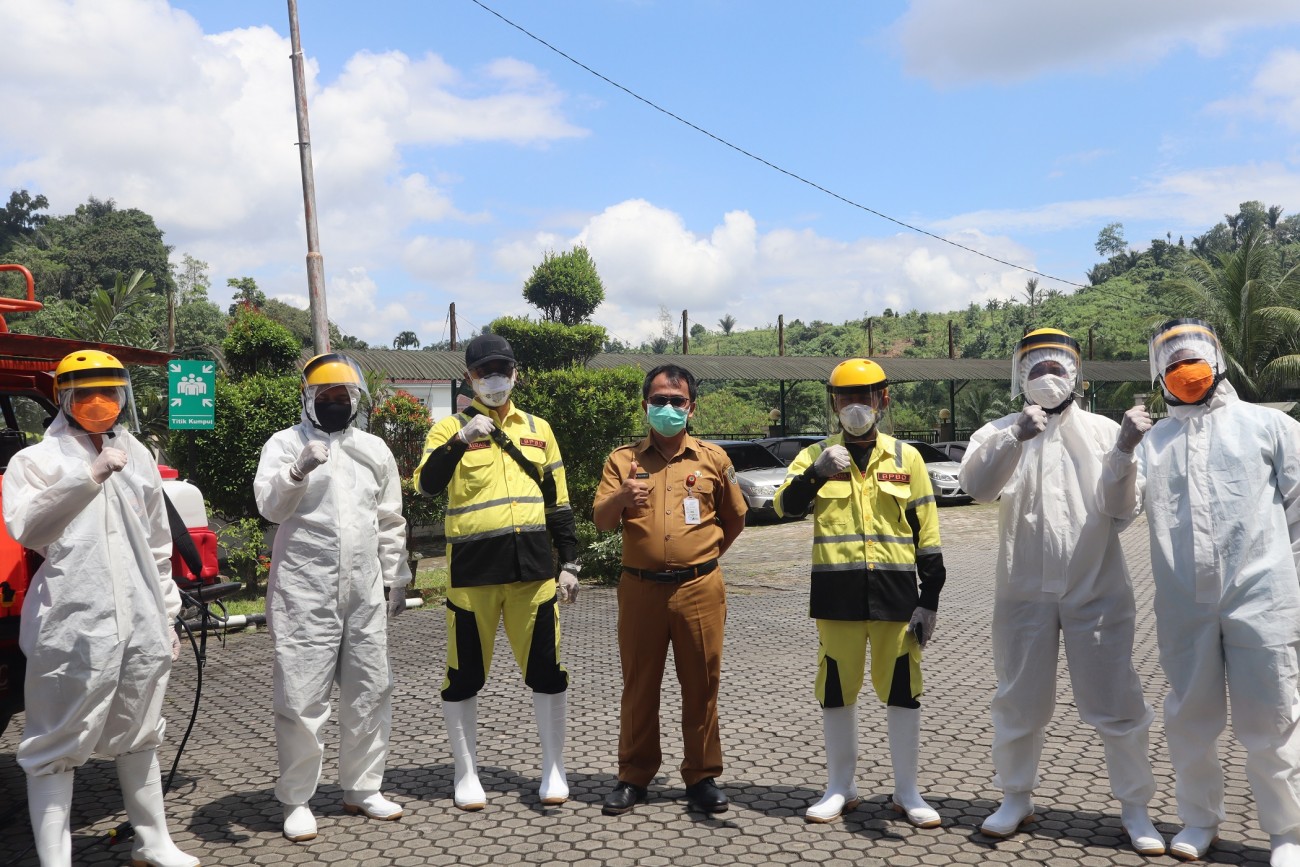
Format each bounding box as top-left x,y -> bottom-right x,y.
1023,374 -> 1073,410
472,371 -> 516,408
838,403 -> 877,436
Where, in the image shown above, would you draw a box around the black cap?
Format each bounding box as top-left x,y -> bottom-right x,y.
465,333 -> 516,370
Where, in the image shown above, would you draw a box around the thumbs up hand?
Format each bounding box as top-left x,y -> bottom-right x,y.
620,459 -> 650,511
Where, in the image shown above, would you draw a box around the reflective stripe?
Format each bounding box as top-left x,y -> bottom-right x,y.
811,561 -> 918,574
446,495 -> 545,516
895,440 -> 903,468
544,504 -> 573,516
909,494 -> 936,508
525,412 -> 537,433
917,545 -> 943,556
814,533 -> 914,545
450,523 -> 547,544
545,460 -> 564,472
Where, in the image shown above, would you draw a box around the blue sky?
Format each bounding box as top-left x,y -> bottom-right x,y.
3,1 -> 1299,347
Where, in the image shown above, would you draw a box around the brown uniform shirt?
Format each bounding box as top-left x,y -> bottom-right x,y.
595,434 -> 748,571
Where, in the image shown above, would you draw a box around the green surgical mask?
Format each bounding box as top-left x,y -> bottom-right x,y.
647,404 -> 688,436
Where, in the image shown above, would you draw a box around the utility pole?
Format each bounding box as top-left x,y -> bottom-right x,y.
867,318 -> 874,356
778,314 -> 785,356
449,302 -> 458,351
287,0 -> 329,354
681,309 -> 689,354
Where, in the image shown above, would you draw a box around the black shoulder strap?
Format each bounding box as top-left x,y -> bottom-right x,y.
464,407 -> 557,507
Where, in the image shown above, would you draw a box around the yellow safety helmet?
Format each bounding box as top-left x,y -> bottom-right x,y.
54,349 -> 129,394
827,358 -> 888,395
301,353 -> 366,390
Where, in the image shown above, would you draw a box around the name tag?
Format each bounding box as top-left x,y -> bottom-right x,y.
877,472 -> 910,483
683,497 -> 701,524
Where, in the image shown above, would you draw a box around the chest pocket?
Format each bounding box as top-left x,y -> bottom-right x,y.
457,444 -> 499,494
814,479 -> 854,528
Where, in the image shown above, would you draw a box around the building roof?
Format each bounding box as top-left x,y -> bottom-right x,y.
347,349 -> 1152,385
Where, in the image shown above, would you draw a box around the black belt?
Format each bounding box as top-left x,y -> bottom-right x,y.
623,559 -> 719,583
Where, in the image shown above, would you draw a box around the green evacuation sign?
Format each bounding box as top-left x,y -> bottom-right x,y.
168,360 -> 216,429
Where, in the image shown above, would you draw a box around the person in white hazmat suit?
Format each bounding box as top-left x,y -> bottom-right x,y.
958,329 -> 1162,854
4,349 -> 198,867
1099,319 -> 1300,865
255,353 -> 412,843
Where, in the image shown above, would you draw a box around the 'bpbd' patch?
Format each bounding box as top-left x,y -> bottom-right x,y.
877,472 -> 910,483
520,437 -> 546,449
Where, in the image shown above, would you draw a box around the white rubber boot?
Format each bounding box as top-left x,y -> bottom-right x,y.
1121,802 -> 1166,856
805,705 -> 860,823
443,697 -> 486,810
1169,825 -> 1218,861
887,706 -> 941,828
27,770 -> 74,867
533,692 -> 570,805
281,804 -> 317,842
115,750 -> 200,867
981,791 -> 1036,838
342,791 -> 403,820
1272,829 -> 1300,867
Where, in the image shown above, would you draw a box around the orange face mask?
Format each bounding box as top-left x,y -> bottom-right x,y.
69,393 -> 122,433
1164,361 -> 1215,404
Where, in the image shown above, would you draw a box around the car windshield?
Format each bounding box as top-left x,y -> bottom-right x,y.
905,441 -> 950,463
719,442 -> 785,471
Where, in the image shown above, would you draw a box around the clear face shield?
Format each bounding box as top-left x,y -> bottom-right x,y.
59,380 -> 138,436
1011,340 -> 1081,400
827,386 -> 887,438
1149,320 -> 1224,405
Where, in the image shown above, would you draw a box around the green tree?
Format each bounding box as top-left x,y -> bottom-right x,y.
392,330 -> 420,349
222,307 -> 300,378
718,314 -> 737,335
370,390 -> 445,536
226,276 -> 266,314
0,189 -> 49,254
1163,228 -> 1300,401
488,317 -> 605,369
1095,222 -> 1127,258
522,246 -> 605,326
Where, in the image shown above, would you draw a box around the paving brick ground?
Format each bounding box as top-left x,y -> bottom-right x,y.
0,502 -> 1272,865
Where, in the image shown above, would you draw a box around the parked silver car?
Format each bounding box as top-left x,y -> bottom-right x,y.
706,439 -> 792,521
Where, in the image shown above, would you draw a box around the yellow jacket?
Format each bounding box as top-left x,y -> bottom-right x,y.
415,399 -> 575,587
774,432 -> 945,621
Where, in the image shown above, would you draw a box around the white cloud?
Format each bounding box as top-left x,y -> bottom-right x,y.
0,0 -> 583,331
1208,48 -> 1300,131
893,0 -> 1300,85
488,199 -> 1033,344
933,162 -> 1300,235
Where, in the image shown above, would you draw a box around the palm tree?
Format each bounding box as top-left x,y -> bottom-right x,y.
392,330 -> 420,350
1164,228 -> 1300,401
717,314 -> 736,335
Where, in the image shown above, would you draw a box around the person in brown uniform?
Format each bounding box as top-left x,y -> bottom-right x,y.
593,363 -> 748,816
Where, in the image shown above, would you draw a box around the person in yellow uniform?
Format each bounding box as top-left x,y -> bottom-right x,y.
774,358 -> 947,826
593,363 -> 748,816
414,334 -> 579,810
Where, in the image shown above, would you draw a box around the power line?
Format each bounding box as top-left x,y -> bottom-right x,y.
467,0 -> 1088,290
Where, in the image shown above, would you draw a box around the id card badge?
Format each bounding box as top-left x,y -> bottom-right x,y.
683,497 -> 701,525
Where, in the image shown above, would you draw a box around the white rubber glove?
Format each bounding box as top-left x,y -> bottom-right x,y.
908,607 -> 937,648
387,587 -> 408,619
458,414 -> 496,444
1116,405 -> 1153,454
1012,405 -> 1048,442
812,444 -> 851,478
294,441 -> 329,477
557,570 -> 580,604
90,447 -> 128,484
171,629 -> 182,662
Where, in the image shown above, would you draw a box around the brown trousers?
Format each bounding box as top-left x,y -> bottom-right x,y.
616,568 -> 726,788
